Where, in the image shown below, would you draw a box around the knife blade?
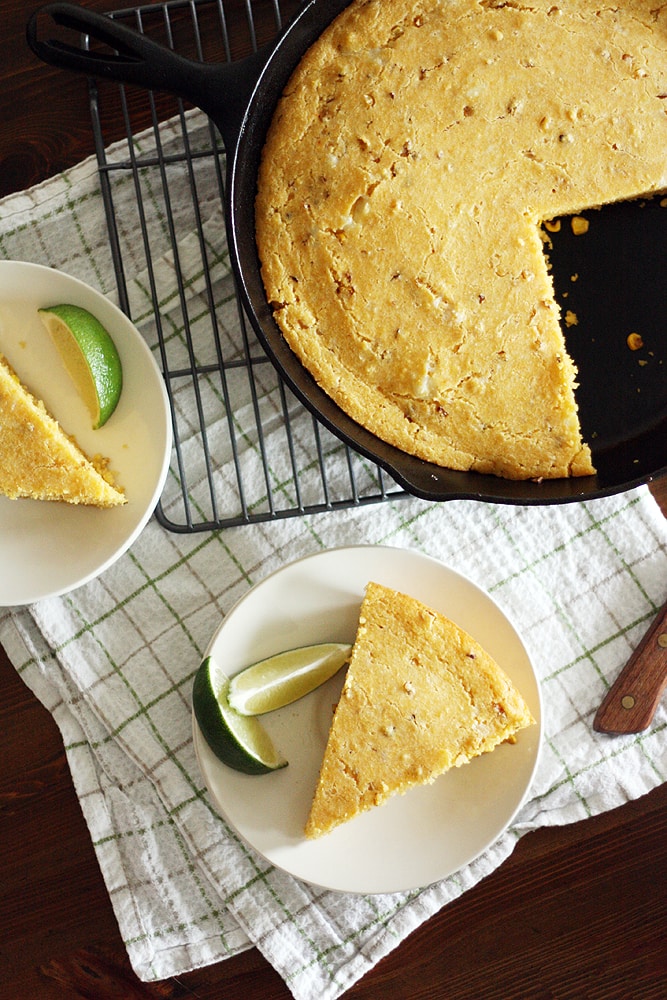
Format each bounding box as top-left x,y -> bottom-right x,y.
594,599 -> 667,735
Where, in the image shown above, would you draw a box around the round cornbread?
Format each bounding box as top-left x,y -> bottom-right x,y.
255,0 -> 667,480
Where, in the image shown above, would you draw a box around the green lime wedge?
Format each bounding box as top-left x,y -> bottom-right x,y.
228,642 -> 352,716
193,655 -> 287,774
38,303 -> 123,428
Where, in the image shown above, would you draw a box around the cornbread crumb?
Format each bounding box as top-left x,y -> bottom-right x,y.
571,216 -> 590,236
304,582 -> 535,839
627,332 -> 644,351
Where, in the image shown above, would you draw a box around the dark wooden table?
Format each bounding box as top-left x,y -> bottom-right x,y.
1,2 -> 666,997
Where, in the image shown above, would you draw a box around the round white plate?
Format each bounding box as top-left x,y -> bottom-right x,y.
0,261 -> 171,605
194,545 -> 542,895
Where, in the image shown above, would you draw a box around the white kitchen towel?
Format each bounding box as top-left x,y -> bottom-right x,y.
1,110 -> 666,1000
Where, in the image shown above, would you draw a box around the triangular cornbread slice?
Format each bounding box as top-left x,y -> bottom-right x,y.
0,354 -> 125,507
305,582 -> 534,838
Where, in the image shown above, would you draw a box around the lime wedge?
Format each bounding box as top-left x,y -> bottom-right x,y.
228,642 -> 352,716
38,303 -> 123,428
193,656 -> 287,774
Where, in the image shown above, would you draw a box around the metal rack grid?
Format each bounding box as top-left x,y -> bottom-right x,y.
87,0 -> 408,533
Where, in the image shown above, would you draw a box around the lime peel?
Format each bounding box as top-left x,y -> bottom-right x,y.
228,642 -> 352,716
38,303 -> 123,429
193,656 -> 287,774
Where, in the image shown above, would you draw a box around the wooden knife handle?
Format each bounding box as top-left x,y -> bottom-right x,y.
594,600 -> 667,735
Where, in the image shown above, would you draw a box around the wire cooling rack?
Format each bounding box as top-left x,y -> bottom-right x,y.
88,0 -> 408,533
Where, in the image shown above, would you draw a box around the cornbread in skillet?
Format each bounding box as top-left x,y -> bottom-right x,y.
0,354 -> 126,506
304,582 -> 534,838
256,0 -> 667,480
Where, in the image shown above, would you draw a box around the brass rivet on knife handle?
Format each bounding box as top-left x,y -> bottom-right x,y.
593,601 -> 667,735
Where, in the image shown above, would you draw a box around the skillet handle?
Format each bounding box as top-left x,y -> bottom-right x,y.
26,2 -> 251,142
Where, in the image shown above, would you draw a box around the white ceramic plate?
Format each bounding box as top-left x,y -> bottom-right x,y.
194,545 -> 542,895
0,261 -> 171,605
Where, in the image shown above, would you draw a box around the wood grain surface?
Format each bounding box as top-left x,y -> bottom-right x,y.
1,1 -> 666,997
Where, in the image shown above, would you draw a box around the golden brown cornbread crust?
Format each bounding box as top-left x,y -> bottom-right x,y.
305,582 -> 535,839
0,354 -> 126,507
256,0 -> 667,480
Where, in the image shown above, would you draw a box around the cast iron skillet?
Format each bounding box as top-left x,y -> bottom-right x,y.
27,1 -> 666,505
